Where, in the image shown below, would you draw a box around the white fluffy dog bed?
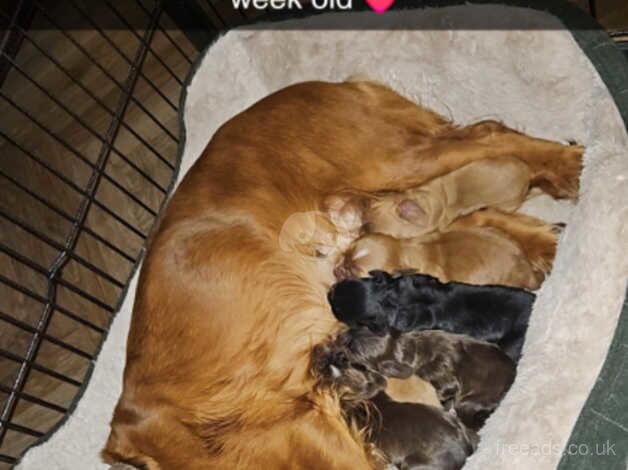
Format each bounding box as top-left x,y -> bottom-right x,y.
17,4 -> 628,470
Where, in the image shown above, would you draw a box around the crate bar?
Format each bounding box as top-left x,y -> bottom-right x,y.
0,177 -> 136,265
0,96 -> 164,215
135,0 -> 195,64
0,349 -> 82,387
0,420 -> 44,438
0,131 -> 157,222
104,0 -> 185,87
0,274 -> 106,334
0,10 -> 175,172
155,24 -> 194,64
2,137 -> 158,231
32,0 -> 179,142
61,0 -> 179,112
0,162 -> 136,263
156,25 -> 194,64
206,0 -> 227,27
162,0 -> 217,51
0,385 -> 67,414
0,210 -> 126,289
0,2 -> 164,448
0,0 -> 35,87
0,166 -> 148,240
0,453 -> 16,464
0,124 -> 158,218
0,311 -> 92,360
0,59 -> 169,195
0,242 -> 117,314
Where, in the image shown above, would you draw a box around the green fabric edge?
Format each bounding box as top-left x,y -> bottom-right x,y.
537,9 -> 628,470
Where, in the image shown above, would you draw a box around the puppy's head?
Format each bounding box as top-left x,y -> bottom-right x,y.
334,234 -> 401,281
327,271 -> 397,334
311,341 -> 387,400
278,211 -> 339,258
338,328 -> 415,379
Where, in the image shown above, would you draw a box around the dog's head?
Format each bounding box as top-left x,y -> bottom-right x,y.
311,339 -> 387,400
338,328 -> 415,379
327,270 -> 398,334
333,234 -> 402,281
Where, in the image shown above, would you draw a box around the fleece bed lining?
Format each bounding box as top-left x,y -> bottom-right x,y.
17,3 -> 628,469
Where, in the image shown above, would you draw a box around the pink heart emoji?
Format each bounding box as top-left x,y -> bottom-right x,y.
365,0 -> 395,14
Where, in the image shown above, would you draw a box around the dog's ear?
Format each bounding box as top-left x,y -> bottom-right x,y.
377,360 -> 414,379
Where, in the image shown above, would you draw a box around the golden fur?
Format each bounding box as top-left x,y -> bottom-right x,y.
103,81 -> 582,469
337,226 -> 545,290
364,156 -> 533,239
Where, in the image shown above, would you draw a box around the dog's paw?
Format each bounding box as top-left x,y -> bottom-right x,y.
560,144 -> 584,199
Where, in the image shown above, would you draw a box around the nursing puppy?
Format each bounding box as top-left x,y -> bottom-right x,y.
312,339 -> 442,408
363,156 -> 532,239
369,393 -> 478,470
328,271 -> 534,361
335,227 -> 544,289
338,328 -> 516,431
312,343 -> 477,470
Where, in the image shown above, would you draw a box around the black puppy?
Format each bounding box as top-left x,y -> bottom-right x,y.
327,271 -> 535,361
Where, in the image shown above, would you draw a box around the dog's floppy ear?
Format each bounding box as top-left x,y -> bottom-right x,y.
377,360 -> 414,379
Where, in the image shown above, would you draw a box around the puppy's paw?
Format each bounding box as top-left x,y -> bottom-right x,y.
538,144 -> 584,200
520,222 -> 560,276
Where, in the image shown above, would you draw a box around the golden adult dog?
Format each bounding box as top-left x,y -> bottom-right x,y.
103,81 -> 582,469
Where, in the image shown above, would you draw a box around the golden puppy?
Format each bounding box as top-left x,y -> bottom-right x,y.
103,81 -> 582,469
336,226 -> 546,290
363,156 -> 532,239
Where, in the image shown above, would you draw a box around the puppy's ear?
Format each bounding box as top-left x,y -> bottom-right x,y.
396,199 -> 426,222
368,270 -> 393,283
411,273 -> 440,286
377,360 -> 414,379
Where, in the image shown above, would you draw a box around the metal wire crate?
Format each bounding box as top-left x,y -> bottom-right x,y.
0,0 -> 207,465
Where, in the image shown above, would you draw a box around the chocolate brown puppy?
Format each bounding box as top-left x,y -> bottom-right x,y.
368,393 -> 478,470
312,341 -> 477,470
339,328 -> 516,431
